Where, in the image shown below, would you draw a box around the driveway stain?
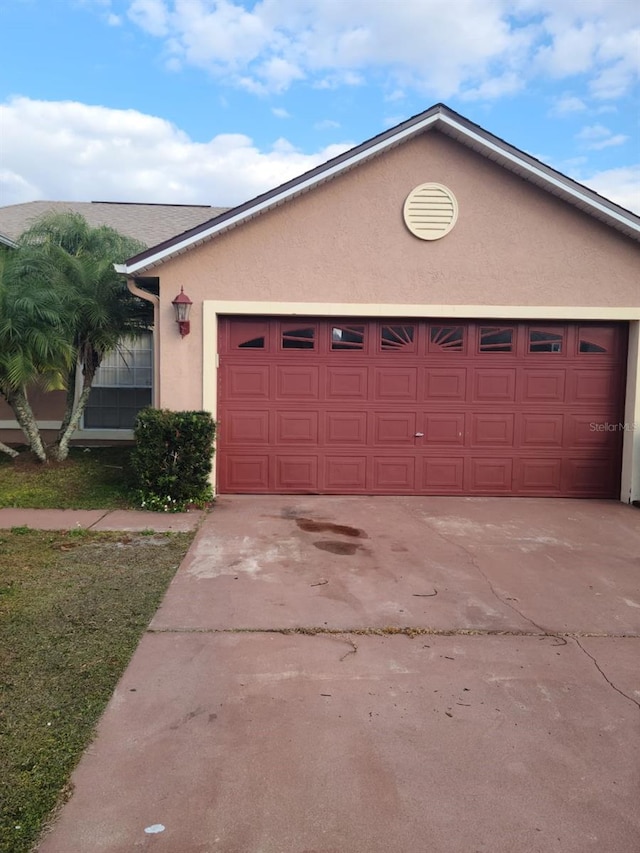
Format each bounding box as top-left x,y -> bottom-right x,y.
295,517 -> 368,538
313,540 -> 361,555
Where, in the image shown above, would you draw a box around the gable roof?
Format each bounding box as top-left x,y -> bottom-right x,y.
0,200 -> 229,248
118,103 -> 640,276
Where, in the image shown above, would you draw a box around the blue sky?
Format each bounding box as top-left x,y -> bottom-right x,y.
1,0 -> 638,212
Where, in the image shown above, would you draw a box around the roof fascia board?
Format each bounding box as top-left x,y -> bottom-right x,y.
438,114 -> 640,234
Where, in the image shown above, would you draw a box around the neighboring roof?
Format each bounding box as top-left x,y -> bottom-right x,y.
0,201 -> 229,248
118,103 -> 640,276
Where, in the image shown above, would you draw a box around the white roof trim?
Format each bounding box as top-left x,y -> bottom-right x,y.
119,108 -> 640,275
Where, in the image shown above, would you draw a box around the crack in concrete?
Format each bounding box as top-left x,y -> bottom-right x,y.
574,637 -> 640,712
420,518 -> 547,635
86,510 -> 110,530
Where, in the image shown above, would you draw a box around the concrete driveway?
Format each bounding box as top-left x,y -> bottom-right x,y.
39,497 -> 640,853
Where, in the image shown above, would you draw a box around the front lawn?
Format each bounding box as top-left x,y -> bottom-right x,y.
0,446 -> 135,509
0,527 -> 195,853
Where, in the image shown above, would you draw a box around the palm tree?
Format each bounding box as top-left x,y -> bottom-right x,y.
0,212 -> 150,461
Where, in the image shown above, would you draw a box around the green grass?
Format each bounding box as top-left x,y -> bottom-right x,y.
0,528 -> 195,853
0,446 -> 136,509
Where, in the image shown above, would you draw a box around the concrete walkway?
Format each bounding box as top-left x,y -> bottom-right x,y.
0,507 -> 204,532
35,496 -> 640,853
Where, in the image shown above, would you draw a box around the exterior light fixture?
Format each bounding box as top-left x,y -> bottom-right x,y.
171,287 -> 193,337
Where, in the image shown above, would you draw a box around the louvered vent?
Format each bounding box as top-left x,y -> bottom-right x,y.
403,183 -> 458,241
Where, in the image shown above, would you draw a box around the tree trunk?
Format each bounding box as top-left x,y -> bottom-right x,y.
56,360 -> 78,444
0,440 -> 19,459
50,362 -> 96,462
5,387 -> 48,462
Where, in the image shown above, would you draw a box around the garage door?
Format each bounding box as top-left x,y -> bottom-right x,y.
217,318 -> 626,497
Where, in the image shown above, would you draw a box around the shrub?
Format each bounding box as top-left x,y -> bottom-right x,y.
132,409 -> 216,511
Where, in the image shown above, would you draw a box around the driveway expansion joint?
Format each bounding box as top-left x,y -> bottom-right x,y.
574,637 -> 640,711
146,626 -> 640,639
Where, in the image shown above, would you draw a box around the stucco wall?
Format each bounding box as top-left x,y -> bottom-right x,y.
153,129 -> 639,412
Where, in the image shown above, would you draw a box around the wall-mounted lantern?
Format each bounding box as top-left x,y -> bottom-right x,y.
171,287 -> 193,337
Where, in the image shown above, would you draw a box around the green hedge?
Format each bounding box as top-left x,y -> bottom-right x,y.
131,409 -> 216,511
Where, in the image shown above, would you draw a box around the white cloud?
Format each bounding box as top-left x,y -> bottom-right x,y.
576,123 -> 629,150
271,107 -> 291,118
583,165 -> 640,213
116,0 -> 639,100
550,94 -> 587,116
0,97 -> 349,207
313,119 -> 340,130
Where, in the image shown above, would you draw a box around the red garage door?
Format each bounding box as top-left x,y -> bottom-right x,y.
217,318 -> 626,497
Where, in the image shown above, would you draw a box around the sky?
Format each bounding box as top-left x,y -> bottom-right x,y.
0,0 -> 639,214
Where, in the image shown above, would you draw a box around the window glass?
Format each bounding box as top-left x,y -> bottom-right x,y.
282,327 -> 315,349
480,327 -> 513,352
85,333 -> 153,429
381,325 -> 415,350
331,325 -> 365,350
430,326 -> 464,351
529,329 -> 563,353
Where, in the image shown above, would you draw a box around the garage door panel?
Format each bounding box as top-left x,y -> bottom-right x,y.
516,458 -> 563,493
563,458 -> 616,495
275,365 -> 319,399
374,412 -> 417,445
224,455 -> 270,491
471,413 -> 515,446
218,318 -> 624,497
225,410 -> 270,445
223,364 -> 270,400
468,457 -> 514,492
422,413 -> 465,445
324,456 -> 368,490
326,366 -> 369,399
424,368 -> 467,400
275,411 -> 319,444
518,413 -> 564,447
565,413 -> 622,448
325,411 -> 368,445
519,369 -> 566,403
373,367 -> 418,400
421,457 -> 465,492
275,456 -> 319,491
374,456 -> 416,490
472,369 -> 516,402
569,369 -> 619,403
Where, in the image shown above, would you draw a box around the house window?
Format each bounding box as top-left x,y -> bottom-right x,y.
84,333 -> 153,429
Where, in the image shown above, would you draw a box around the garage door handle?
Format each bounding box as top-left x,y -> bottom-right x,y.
414,432 -> 424,437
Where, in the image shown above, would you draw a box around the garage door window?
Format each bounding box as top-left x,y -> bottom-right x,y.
331,325 -> 365,350
84,334 -> 152,429
381,325 -> 415,351
430,325 -> 464,352
282,327 -> 315,349
480,327 -> 514,352
529,329 -> 563,353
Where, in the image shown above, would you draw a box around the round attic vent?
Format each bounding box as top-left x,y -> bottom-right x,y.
403,182 -> 458,241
